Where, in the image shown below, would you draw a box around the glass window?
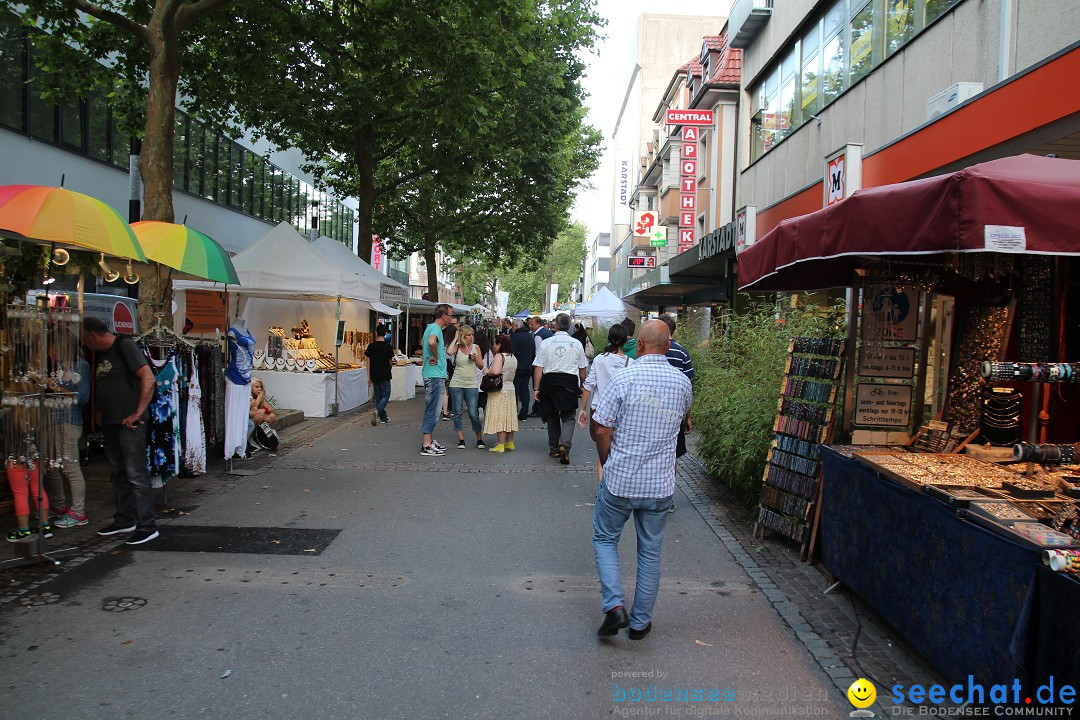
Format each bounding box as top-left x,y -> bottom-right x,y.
60,100 -> 83,150
0,16 -> 25,131
227,141 -> 242,208
172,111 -> 188,191
27,41 -> 55,143
823,1 -> 845,39
272,168 -> 284,223
822,32 -> 845,105
189,120 -> 208,199
87,91 -> 110,163
924,0 -> 957,25
801,23 -> 821,118
109,115 -> 128,169
850,1 -> 874,83
214,135 -> 228,203
886,0 -> 915,55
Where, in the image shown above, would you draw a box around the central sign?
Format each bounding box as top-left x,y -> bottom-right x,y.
666,109 -> 714,126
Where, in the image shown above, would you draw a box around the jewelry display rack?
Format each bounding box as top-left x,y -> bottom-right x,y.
2,301 -> 79,568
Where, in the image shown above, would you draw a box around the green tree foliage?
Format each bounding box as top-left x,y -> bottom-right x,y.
477,221 -> 586,315
688,296 -> 846,506
185,0 -> 602,287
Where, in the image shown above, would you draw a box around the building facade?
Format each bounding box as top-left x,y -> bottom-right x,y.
583,232 -> 611,299
600,13 -> 727,299
731,0 -> 1080,254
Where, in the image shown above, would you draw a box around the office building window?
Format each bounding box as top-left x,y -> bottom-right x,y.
750,0 -> 968,161
173,111 -> 189,191
0,15 -> 24,132
86,91 -> 110,163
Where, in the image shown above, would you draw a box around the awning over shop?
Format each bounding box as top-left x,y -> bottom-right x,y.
738,154 -> 1080,292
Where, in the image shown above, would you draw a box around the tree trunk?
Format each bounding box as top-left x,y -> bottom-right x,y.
136,15 -> 181,331
424,234 -> 439,301
354,124 -> 376,263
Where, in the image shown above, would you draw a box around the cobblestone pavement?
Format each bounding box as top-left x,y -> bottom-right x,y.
676,450 -> 951,712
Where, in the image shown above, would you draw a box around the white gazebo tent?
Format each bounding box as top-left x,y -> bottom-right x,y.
573,286 -> 639,325
173,222 -> 388,417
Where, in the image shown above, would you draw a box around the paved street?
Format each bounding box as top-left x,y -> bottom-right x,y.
1,397 -> 850,718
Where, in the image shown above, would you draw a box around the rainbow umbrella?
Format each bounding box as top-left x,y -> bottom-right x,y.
131,221 -> 239,284
0,184 -> 146,261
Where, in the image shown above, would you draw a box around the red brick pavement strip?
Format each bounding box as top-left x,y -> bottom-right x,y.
675,451 -> 952,711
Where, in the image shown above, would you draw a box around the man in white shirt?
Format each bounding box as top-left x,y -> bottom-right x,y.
533,313 -> 588,464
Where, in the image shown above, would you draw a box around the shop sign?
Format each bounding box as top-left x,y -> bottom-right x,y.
680,195 -> 696,210
862,285 -> 918,342
679,229 -> 695,244
182,290 -> 225,334
627,256 -> 657,269
666,109 -> 714,126
112,301 -> 135,335
855,384 -> 913,427
824,144 -> 863,207
371,235 -> 383,271
697,219 -> 738,261
734,205 -> 757,255
634,211 -> 659,238
649,226 -> 668,247
682,142 -> 697,159
680,212 -> 695,227
681,127 -> 699,141
379,283 -> 409,304
984,225 -> 1027,252
858,347 -> 916,379
681,177 -> 697,193
681,159 -> 697,177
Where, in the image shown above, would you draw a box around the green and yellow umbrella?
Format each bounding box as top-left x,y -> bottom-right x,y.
0,184 -> 146,261
131,221 -> 239,285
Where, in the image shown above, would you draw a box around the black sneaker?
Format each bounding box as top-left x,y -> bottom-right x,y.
125,529 -> 160,545
30,523 -> 54,539
97,522 -> 136,536
476,440 -> 487,449
420,445 -> 445,457
380,416 -> 390,424
457,439 -> 466,449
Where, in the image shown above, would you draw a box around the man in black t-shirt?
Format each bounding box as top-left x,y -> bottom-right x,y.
365,323 -> 395,425
82,317 -> 159,545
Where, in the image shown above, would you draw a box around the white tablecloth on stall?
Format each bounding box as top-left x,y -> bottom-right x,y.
389,364 -> 417,401
258,368 -> 369,418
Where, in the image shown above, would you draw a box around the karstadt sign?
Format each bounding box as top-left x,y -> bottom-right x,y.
697,219 -> 738,261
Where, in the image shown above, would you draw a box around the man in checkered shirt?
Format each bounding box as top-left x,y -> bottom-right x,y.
590,320 -> 693,640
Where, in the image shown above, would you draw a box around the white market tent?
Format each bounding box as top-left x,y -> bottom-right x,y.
312,235 -> 407,316
173,222 -> 393,350
573,286 -> 639,323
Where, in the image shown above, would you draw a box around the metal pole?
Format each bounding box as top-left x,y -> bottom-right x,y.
332,296 -> 340,416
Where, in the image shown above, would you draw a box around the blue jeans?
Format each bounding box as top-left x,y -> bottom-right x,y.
103,423 -> 156,531
448,386 -> 482,434
592,483 -> 673,630
372,380 -> 391,421
422,377 -> 445,435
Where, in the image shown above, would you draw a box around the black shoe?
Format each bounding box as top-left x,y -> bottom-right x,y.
380,416 -> 390,424
528,410 -> 541,418
125,529 -> 160,545
597,606 -> 629,637
549,449 -> 560,458
97,522 -> 136,536
628,622 -> 652,640
558,445 -> 570,465
518,414 -> 528,421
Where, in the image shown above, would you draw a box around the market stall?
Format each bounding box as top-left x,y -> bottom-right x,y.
389,363 -> 420,401
173,222 -> 386,418
735,155 -> 1080,685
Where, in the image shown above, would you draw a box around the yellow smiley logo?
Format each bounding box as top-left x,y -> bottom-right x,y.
847,678 -> 877,709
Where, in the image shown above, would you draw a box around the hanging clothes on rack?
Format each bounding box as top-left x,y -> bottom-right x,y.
143,350 -> 181,485
183,357 -> 206,475
224,323 -> 256,459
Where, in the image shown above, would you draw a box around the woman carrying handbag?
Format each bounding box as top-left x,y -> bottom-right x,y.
482,334 -> 518,453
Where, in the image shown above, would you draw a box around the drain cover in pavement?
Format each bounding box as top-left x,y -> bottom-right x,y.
125,526 -> 340,556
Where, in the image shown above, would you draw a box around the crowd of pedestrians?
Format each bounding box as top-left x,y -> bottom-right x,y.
413,307 -> 696,642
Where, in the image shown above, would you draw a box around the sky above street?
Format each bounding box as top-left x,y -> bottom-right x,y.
572,0 -> 730,241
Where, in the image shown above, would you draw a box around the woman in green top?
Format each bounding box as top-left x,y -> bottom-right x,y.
446,325 -> 486,449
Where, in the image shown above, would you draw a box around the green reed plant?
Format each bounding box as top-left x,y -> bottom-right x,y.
684,295 -> 846,506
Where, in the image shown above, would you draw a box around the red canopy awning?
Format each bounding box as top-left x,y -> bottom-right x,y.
737,154 -> 1080,291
